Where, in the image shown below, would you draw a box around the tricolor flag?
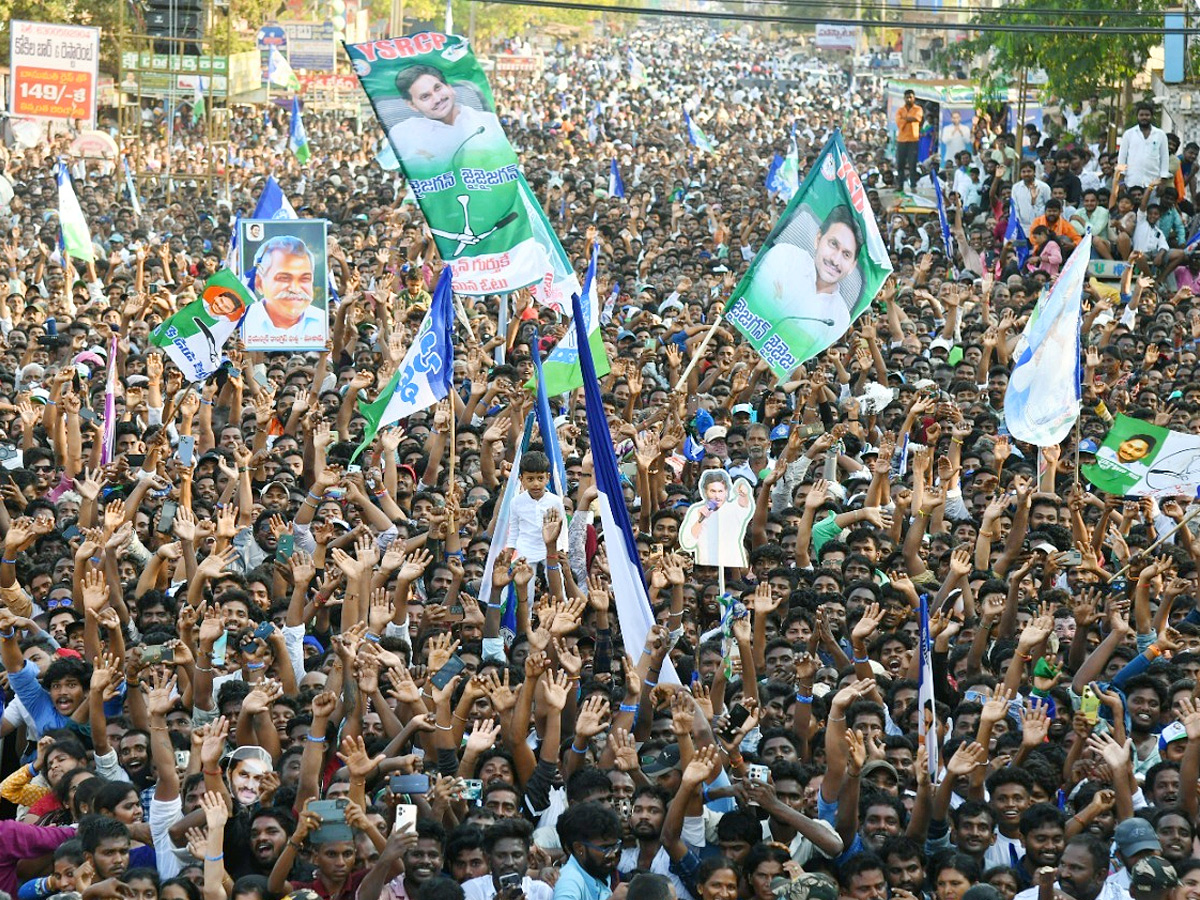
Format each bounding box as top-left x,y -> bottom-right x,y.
1003,231 -> 1092,446
289,97 -> 310,166
572,289 -> 678,682
55,163 -> 93,263
609,158 -> 626,199
151,268 -> 255,381
683,108 -> 715,153
192,76 -> 206,127
268,48 -> 301,92
1005,198 -> 1030,269
917,595 -> 939,778
100,335 -> 118,465
351,267 -> 454,462
527,242 -> 609,396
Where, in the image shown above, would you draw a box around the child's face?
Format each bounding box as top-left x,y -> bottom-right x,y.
520,470 -> 549,498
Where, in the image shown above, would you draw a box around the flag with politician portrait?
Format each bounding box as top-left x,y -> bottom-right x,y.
238,218 -> 329,352
345,32 -> 578,306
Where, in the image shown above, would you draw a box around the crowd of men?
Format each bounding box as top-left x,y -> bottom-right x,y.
0,19 -> 1198,900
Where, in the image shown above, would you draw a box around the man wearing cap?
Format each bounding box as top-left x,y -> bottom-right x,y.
703,426 -> 729,463
1130,857 -> 1179,900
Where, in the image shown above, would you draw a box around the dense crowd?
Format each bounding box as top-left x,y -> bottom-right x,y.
0,19 -> 1198,900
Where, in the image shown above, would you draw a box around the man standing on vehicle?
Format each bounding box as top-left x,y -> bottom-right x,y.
896,90 -> 923,191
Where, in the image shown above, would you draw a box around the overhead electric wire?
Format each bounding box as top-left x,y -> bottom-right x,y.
743,0 -> 1179,19
476,0 -> 1200,33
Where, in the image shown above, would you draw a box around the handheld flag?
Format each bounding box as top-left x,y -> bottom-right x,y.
1003,231 -> 1092,446
609,158 -> 626,199
151,269 -> 255,381
479,412 -> 535,643
55,163 -> 93,263
932,167 -> 954,273
100,335 -> 117,465
289,97 -> 311,166
726,130 -> 892,378
531,346 -> 568,495
254,176 -> 298,220
683,108 -> 715,153
351,267 -> 455,462
192,76 -> 206,127
629,50 -> 646,89
268,49 -> 301,92
572,290 -> 678,682
1005,198 -> 1030,269
917,595 -> 939,778
526,242 -> 609,396
122,158 -> 142,220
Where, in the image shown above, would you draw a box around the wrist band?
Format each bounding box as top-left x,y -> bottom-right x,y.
364,631 -> 381,643
569,742 -> 588,754
45,400 -> 55,406
200,399 -> 213,406
435,723 -> 453,731
546,564 -> 561,571
453,712 -> 468,722
619,703 -> 638,713
90,556 -> 101,565
308,490 -> 322,499
245,662 -> 265,670
852,654 -> 870,664
795,693 -> 813,704
206,854 -> 224,862
306,735 -> 327,743
487,602 -> 503,609
0,629 -> 15,640
27,763 -> 36,776
1,558 -> 15,565
195,663 -> 214,673
644,678 -> 657,688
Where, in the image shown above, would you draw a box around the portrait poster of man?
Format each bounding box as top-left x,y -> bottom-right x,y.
345,32 -> 578,305
238,218 -> 329,352
726,131 -> 893,379
1083,414 -> 1200,497
677,470 -> 755,569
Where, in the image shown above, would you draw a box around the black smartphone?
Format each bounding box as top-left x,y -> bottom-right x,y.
430,654 -> 467,690
253,621 -> 276,641
157,500 -> 178,534
275,533 -> 295,562
498,873 -> 522,890
389,774 -> 430,794
126,454 -> 146,467
723,703 -> 750,739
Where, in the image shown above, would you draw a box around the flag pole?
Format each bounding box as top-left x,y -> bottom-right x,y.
673,314 -> 723,393
448,407 -> 457,501
1109,504 -> 1200,581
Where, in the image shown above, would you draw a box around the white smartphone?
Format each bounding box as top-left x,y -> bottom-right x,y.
395,803 -> 418,833
747,764 -> 770,784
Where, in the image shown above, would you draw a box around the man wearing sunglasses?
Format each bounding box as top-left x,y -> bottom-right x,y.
554,802 -> 625,900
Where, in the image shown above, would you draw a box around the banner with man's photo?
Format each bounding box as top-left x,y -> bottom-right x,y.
238,218 -> 330,351
151,269 -> 256,381
725,130 -> 893,379
345,33 -> 578,305
1082,414 -> 1200,497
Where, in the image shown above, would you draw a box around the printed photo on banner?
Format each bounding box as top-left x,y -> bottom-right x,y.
726,132 -> 892,379
345,33 -> 578,301
1082,413 -> 1200,497
238,218 -> 329,351
939,107 -> 973,161
677,470 -> 755,568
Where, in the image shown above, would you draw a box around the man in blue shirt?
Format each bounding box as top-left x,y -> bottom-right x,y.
553,802 -> 625,900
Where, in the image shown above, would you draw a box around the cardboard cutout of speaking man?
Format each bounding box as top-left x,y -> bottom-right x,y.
678,470 -> 755,569
240,219 -> 329,351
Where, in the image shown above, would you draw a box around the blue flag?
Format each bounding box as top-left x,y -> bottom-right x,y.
1005,198 -> 1030,269
683,108 -> 715,153
918,594 -> 938,778
254,176 -> 298,219
609,158 -> 626,199
932,169 -> 956,277
479,412 -> 535,643
572,291 -> 678,682
1004,232 -> 1093,446
531,344 -> 568,495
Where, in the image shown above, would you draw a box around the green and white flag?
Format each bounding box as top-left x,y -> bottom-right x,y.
151,269 -> 254,381
55,163 -> 93,263
526,241 -> 609,395
346,32 -> 578,305
289,97 -> 310,165
1081,414 -> 1200,497
192,77 -> 205,126
268,48 -> 301,92
726,130 -> 892,379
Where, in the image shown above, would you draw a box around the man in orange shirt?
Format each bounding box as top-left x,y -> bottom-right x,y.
895,89 -> 923,191
1031,199 -> 1082,248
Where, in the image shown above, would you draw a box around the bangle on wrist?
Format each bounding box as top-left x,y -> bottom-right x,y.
245,662 -> 265,670
619,703 -> 638,713
306,735 -> 327,743
852,654 -> 869,664
0,628 -> 14,640
206,854 -> 224,862
569,742 -> 588,754
434,722 -> 453,731
795,693 -> 813,704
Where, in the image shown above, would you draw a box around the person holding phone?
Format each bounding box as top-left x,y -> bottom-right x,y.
268,797 -> 386,900
463,818 -> 552,900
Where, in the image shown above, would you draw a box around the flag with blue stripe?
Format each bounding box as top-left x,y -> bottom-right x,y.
1005,198 -> 1030,269
683,108 -> 715,153
122,159 -> 142,220
572,290 -> 679,682
918,594 -> 939,778
932,168 -> 954,275
531,345 -> 568,495
609,158 -> 626,199
479,412 -> 536,643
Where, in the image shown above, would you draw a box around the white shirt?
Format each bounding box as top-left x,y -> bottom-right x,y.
505,489 -> 568,564
464,875 -> 553,900
618,846 -> 693,900
1118,124 -> 1170,189
387,105 -> 509,169
1012,179 -> 1051,232
1132,209 -> 1169,255
241,301 -> 326,349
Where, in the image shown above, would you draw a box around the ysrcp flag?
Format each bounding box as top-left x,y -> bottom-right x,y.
346,32 -> 578,305
352,266 -> 455,461
528,241 -> 609,396
151,269 -> 254,381
726,130 -> 892,379
56,163 -> 93,263
1082,414 -> 1200,497
1004,232 -> 1092,446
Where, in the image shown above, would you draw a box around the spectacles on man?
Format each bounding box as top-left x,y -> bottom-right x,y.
581,841 -> 621,857
45,598 -> 73,610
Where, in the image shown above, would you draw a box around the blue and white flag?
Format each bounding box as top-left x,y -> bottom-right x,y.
628,49 -> 646,89
254,176 -> 298,219
531,347 -> 568,496
289,97 -> 310,165
351,267 -> 455,461
532,242 -> 608,395
609,158 -> 626,199
122,159 -> 142,220
917,595 -> 939,778
1005,198 -> 1030,269
1003,231 -> 1092,446
55,163 -> 93,263
479,412 -> 535,642
572,290 -> 679,683
932,168 -> 954,273
683,108 -> 715,153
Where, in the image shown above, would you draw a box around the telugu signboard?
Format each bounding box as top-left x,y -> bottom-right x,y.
282,22 -> 336,71
10,21 -> 100,127
815,23 -> 860,51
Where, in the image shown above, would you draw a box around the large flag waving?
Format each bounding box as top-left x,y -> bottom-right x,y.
151,269 -> 255,381
609,158 -> 625,199
100,335 -> 117,465
289,98 -> 311,165
528,242 -> 609,396
352,267 -> 455,461
1005,198 -> 1030,269
268,48 -> 300,92
55,163 -> 93,263
346,33 -> 578,305
932,167 -> 953,268
918,595 -> 939,779
683,108 -> 715,153
1082,414 -> 1200,497
572,290 -> 679,683
1004,231 -> 1093,445
255,176 -> 298,219
726,130 -> 892,379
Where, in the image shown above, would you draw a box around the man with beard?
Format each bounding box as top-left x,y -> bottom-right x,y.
1014,805 -> 1066,891
1012,835 -> 1108,900
748,763 -> 842,864
617,787 -> 688,899
249,807 -> 300,879
369,819 -> 447,900
879,836 -> 927,900
1149,809 -> 1193,866
554,802 -> 624,900
79,815 -> 130,886
463,817 -> 552,900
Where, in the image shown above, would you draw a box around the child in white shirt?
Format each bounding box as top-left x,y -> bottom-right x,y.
506,451 -> 568,564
